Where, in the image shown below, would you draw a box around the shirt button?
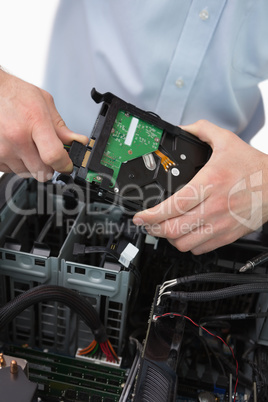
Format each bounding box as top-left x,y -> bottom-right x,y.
199,9 -> 209,20
175,78 -> 184,88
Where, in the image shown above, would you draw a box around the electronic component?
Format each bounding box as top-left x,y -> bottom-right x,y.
0,353 -> 37,402
1,173 -> 268,401
68,89 -> 211,210
132,287 -> 186,402
4,345 -> 126,402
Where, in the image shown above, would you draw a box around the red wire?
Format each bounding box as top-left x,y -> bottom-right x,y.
154,312 -> 239,401
100,341 -> 114,361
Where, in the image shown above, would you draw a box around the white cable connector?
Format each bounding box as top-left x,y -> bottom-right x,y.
119,243 -> 139,268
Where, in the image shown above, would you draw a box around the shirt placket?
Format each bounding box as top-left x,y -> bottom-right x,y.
155,0 -> 227,124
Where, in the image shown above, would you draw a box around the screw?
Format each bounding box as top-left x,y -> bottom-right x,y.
10,360 -> 18,374
171,167 -> 180,177
0,353 -> 6,368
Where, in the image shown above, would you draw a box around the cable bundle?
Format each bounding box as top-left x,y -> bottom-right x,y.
0,284 -> 119,362
158,272 -> 268,305
78,339 -> 118,362
168,282 -> 268,302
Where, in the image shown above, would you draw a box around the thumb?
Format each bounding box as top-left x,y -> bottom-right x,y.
55,122 -> 89,146
180,119 -> 231,149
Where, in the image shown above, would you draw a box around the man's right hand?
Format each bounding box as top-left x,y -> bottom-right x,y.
0,69 -> 88,181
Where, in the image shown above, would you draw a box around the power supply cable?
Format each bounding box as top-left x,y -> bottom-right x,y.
73,242 -> 141,285
0,284 -> 118,362
159,282 -> 268,304
159,272 -> 268,295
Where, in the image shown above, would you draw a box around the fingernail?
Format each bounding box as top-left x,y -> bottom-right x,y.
133,216 -> 144,226
63,162 -> 73,173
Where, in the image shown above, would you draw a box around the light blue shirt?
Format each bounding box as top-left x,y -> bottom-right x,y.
44,0 -> 268,143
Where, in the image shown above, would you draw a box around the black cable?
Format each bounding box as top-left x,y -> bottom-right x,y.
119,337 -> 142,402
73,243 -> 141,286
0,285 -> 107,343
174,272 -> 268,287
73,243 -> 120,260
168,282 -> 268,302
200,312 -> 268,327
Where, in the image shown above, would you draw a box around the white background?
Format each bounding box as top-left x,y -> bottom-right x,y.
0,0 -> 59,87
0,0 -> 267,152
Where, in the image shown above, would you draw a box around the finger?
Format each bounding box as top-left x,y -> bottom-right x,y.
133,120 -> 232,227
0,163 -> 12,172
55,122 -> 89,146
133,170 -> 213,226
180,120 -> 225,146
18,138 -> 55,181
144,203 -> 206,239
190,231 -> 239,255
167,213 -> 246,254
4,159 -> 31,178
32,90 -> 88,173
167,223 -> 215,253
32,118 -> 74,173
189,218 -> 251,255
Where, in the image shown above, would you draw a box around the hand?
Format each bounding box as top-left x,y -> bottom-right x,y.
133,120 -> 268,254
0,69 -> 88,181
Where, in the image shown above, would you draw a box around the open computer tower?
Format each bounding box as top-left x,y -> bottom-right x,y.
0,90 -> 268,402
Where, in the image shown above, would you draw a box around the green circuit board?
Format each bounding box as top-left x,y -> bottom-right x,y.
86,109 -> 163,187
6,345 -> 126,401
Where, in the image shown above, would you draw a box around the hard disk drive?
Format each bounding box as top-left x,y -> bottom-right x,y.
67,89 -> 211,210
